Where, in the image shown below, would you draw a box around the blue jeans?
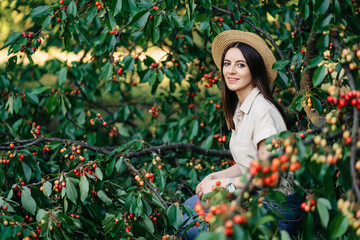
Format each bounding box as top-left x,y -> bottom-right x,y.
182,192 -> 303,239
182,195 -> 206,240
262,192 -> 303,236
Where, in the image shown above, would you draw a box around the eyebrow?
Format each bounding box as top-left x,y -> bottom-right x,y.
224,59 -> 246,63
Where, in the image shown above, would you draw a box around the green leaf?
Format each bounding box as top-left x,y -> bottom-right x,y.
97,190 -> 112,204
67,1 -> 77,18
79,175 -> 89,203
66,179 -> 78,204
272,59 -> 290,70
233,224 -> 246,239
140,213 -> 154,234
101,61 -> 113,80
113,0 -> 122,17
311,96 -> 322,114
106,12 -> 116,29
26,92 -> 39,104
329,213 -> 348,239
280,230 -> 291,240
46,94 -> 58,114
41,15 -> 52,28
312,65 -> 326,87
0,168 -> 5,187
167,204 -> 183,229
317,198 -> 331,228
31,86 -> 51,94
36,209 -> 46,222
131,10 -> 150,28
30,6 -> 50,18
334,0 -> 341,24
154,14 -> 163,28
312,14 -> 333,33
315,0 -> 330,14
252,215 -> 276,233
188,120 -> 199,140
95,167 -> 103,180
43,182 -> 52,197
21,188 -> 37,215
105,158 -> 116,176
170,12 -> 184,28
199,0 -> 212,10
115,157 -> 123,172
58,67 -> 68,86
134,198 -> 143,216
4,32 -> 22,48
21,162 -> 32,183
201,135 -> 213,149
7,56 -> 17,72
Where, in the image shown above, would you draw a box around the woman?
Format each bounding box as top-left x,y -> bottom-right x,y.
183,30 -> 302,238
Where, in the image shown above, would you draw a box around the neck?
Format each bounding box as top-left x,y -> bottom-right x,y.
236,85 -> 256,104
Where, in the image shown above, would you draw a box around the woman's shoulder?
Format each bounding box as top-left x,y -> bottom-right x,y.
251,93 -> 279,115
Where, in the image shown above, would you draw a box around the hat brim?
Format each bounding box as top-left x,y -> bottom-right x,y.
211,30 -> 277,85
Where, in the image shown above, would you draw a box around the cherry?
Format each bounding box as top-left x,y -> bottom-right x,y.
59,0 -> 64,4
95,1 -> 100,6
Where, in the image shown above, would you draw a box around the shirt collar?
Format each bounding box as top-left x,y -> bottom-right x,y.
236,87 -> 260,115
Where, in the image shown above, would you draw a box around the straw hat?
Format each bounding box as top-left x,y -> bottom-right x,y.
211,30 -> 277,84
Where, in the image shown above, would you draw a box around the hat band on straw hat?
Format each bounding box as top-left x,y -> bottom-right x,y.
211,30 -> 277,84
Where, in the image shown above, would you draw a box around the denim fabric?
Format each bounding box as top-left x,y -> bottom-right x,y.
182,193 -> 303,239
262,192 -> 303,236
182,195 -> 207,240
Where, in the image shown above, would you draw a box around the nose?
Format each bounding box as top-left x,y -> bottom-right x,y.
228,64 -> 236,73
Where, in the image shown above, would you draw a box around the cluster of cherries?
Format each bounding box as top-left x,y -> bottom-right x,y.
61,145 -> 86,162
300,199 -> 316,212
327,88 -> 360,110
149,106 -> 160,118
201,73 -> 219,88
337,198 -> 360,236
73,164 -> 98,177
194,201 -> 247,237
149,212 -> 161,225
20,32 -> 40,53
209,100 -> 221,109
31,122 -> 42,136
53,179 -> 66,192
90,113 -> 105,126
214,135 -> 227,145
109,126 -> 118,137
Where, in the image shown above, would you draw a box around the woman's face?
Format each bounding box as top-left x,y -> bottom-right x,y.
222,47 -> 254,98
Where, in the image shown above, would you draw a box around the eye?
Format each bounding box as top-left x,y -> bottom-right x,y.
237,63 -> 246,68
224,62 -> 230,66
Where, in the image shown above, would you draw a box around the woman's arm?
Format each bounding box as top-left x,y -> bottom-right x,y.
196,139 -> 271,199
208,164 -> 242,179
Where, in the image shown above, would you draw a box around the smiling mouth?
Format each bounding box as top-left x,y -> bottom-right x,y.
227,78 -> 239,82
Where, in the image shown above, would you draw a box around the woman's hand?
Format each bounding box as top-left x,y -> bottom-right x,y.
196,174 -> 216,200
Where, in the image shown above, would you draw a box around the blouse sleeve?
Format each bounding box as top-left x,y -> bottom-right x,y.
252,110 -> 280,148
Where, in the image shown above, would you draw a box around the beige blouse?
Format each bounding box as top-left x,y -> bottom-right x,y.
229,87 -> 294,195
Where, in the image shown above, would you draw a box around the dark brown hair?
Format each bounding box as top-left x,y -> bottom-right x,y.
221,42 -> 287,130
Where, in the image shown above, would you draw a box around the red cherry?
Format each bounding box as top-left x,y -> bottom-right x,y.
59,0 -> 64,4
27,33 -> 33,38
95,1 -> 100,6
22,32 -> 27,37
57,18 -> 61,22
299,132 -> 305,139
300,49 -> 305,55
300,202 -> 307,210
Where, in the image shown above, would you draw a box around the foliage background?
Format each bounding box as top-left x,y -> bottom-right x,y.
0,0 -> 360,239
